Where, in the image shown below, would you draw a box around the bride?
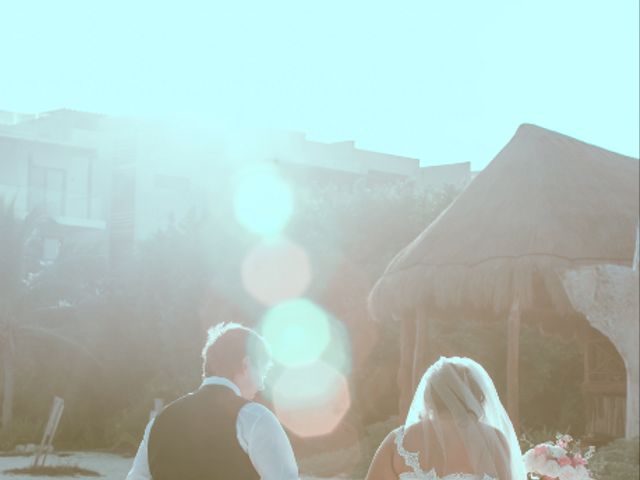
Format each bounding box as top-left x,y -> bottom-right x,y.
365,357 -> 526,480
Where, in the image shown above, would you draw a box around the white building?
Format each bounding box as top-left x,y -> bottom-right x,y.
0,109 -> 475,262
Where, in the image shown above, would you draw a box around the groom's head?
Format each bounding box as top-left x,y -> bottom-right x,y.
201,322 -> 272,400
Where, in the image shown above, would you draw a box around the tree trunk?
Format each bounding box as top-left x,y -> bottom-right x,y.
1,340 -> 14,432
506,301 -> 520,432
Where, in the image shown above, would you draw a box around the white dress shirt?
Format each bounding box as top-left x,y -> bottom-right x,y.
125,376 -> 299,480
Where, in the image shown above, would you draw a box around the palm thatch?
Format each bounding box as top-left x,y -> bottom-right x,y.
369,124 -> 639,331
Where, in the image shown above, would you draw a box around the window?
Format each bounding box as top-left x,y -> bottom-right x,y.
28,162 -> 67,216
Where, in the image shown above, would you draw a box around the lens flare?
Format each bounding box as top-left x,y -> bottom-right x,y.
241,238 -> 312,306
272,361 -> 351,438
260,299 -> 330,368
323,319 -> 352,375
233,165 -> 293,237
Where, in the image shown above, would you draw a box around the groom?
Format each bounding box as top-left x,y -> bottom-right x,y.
126,322 -> 299,480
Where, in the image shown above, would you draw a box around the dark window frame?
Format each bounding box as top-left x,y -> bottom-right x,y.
28,156 -> 68,216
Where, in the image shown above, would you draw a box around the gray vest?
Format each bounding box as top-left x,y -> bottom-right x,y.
148,385 -> 260,480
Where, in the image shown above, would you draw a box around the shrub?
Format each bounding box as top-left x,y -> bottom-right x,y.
0,418 -> 41,451
590,437 -> 639,480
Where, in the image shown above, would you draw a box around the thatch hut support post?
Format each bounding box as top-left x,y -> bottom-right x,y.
412,309 -> 438,392
507,301 -> 520,431
412,314 -> 423,390
398,313 -> 416,416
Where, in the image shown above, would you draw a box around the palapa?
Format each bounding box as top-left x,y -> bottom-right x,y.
370,123 -> 638,326
369,123 -> 639,421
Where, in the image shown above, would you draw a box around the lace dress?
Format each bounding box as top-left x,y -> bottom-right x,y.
394,428 -> 497,480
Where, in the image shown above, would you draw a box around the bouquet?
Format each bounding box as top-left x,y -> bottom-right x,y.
523,434 -> 595,480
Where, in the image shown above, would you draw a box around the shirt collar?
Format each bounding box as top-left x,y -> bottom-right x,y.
200,376 -> 241,396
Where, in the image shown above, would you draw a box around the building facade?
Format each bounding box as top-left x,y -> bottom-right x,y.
0,109 -> 475,264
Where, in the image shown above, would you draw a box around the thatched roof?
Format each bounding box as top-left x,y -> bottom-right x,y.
370,124 -> 639,328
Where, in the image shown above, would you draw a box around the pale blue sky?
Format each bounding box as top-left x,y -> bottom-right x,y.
2,0 -> 638,168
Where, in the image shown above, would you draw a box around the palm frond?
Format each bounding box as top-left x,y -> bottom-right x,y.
24,305 -> 77,325
18,324 -> 103,368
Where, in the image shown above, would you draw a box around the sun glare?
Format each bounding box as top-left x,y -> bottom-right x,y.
233,165 -> 293,237
259,299 -> 331,368
241,237 -> 312,306
271,361 -> 351,438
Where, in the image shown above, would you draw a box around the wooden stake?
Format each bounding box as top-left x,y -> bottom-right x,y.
33,397 -> 64,468
507,301 -> 521,432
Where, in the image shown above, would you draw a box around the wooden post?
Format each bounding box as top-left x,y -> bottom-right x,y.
507,301 -> 520,432
632,223 -> 639,272
398,314 -> 416,416
1,341 -> 14,432
413,309 -> 436,392
412,313 -> 424,391
33,396 -> 64,467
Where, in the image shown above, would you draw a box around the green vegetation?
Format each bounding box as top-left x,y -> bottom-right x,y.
0,181 -> 597,461
590,437 -> 639,480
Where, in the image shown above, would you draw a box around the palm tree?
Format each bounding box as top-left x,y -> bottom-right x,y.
0,197 -> 99,432
0,197 -> 42,431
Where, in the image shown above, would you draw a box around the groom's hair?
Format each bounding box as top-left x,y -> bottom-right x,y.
201,322 -> 269,379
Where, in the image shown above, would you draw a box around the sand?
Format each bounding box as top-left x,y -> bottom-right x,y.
0,452 -> 354,479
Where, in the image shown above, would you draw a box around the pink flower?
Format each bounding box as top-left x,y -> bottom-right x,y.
558,456 -> 572,466
524,435 -> 594,480
572,454 -> 587,467
534,445 -> 549,456
548,445 -> 568,459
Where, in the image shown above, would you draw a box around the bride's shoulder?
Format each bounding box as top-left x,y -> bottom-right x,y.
374,424 -> 411,457
370,425 -> 404,466
385,425 -> 405,445
401,421 -> 423,437
396,422 -> 426,452
367,425 -> 415,480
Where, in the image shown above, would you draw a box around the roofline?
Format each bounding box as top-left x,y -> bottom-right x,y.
0,128 -> 96,153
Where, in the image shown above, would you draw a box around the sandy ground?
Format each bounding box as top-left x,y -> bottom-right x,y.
0,452 -> 354,479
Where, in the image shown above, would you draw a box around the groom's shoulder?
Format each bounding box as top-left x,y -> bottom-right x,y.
240,401 -> 275,416
238,401 -> 279,424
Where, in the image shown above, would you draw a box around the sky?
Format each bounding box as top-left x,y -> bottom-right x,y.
1,0 -> 638,169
